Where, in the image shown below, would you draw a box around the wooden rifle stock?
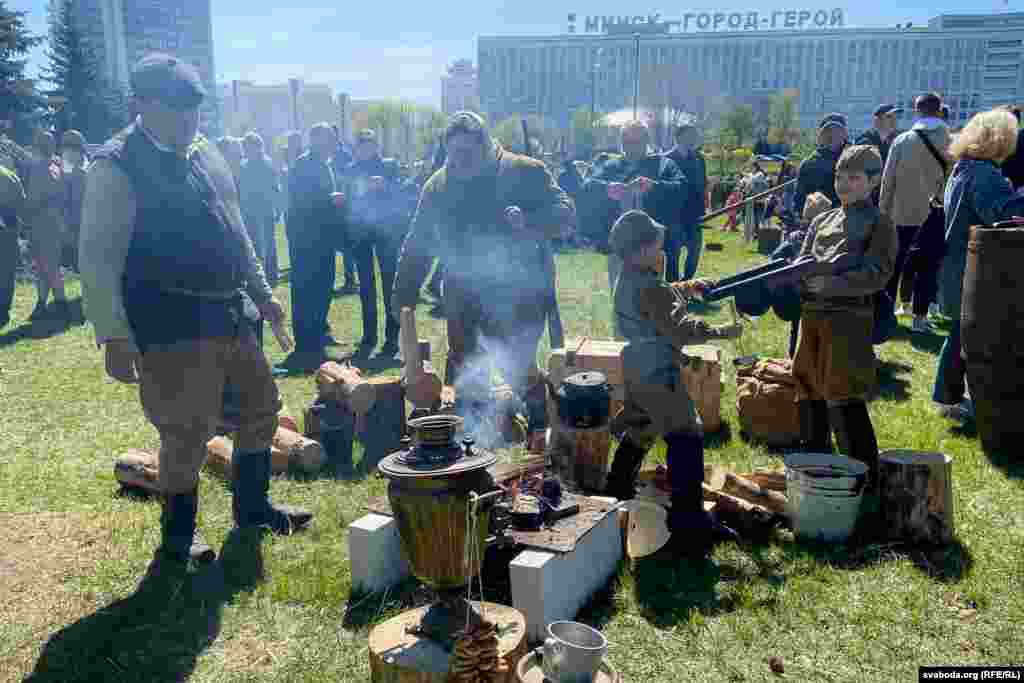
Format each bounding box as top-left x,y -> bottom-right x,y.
699,178 -> 797,224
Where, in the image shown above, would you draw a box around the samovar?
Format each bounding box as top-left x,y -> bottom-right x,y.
378,414 -> 498,647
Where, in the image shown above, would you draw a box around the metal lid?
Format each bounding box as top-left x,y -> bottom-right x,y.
378,440 -> 497,479
564,371 -> 607,388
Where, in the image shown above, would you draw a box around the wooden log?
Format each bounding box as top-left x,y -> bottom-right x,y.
357,376 -> 407,473
316,361 -> 376,416
400,307 -> 423,383
547,425 -> 611,493
273,427 -> 326,471
879,450 -> 954,546
369,603 -> 526,683
679,344 -> 723,433
401,307 -> 444,410
114,449 -> 161,494
703,484 -> 783,533
741,471 -> 787,493
722,472 -> 788,515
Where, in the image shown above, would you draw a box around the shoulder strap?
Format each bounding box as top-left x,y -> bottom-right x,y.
914,129 -> 947,175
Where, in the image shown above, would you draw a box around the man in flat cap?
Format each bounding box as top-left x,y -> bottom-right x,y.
339,128 -> 405,357
794,113 -> 848,216
80,53 -> 312,578
857,104 -> 903,166
393,111 -> 574,451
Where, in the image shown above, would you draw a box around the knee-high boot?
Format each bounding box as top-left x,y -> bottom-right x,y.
829,402 -> 879,486
159,490 -> 215,565
663,431 -> 738,557
603,436 -> 648,501
798,400 -> 833,453
233,450 -> 314,534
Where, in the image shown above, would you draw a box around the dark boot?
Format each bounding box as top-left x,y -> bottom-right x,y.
159,490 -> 216,565
829,402 -> 879,489
798,400 -> 833,453
664,431 -> 739,558
232,449 -> 313,534
603,437 -> 648,501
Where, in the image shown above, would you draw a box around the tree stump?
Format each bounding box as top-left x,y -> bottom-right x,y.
369,603 -> 526,683
316,362 -> 376,416
358,376 -> 407,473
879,450 -> 954,546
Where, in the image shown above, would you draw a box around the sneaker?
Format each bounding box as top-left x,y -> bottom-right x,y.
912,317 -> 937,335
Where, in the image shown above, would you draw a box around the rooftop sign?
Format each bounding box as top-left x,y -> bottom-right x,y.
566,9 -> 845,34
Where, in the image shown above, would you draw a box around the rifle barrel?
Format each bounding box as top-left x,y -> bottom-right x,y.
699,177 -> 797,224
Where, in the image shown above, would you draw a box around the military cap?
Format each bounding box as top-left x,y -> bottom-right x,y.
608,209 -> 665,257
836,144 -> 883,177
61,130 -> 85,149
873,104 -> 903,117
914,92 -> 942,116
131,53 -> 206,109
819,113 -> 848,130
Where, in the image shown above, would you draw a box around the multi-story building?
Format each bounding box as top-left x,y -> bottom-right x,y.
220,80 -> 337,147
72,0 -> 221,135
441,59 -> 480,115
479,11 -> 1024,133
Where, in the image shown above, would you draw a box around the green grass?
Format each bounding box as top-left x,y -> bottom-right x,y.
2,219 -> 1022,682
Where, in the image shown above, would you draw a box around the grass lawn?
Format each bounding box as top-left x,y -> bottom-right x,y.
1,218 -> 1022,682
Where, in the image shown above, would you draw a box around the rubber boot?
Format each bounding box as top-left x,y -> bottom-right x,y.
829,402 -> 879,489
663,431 -> 739,558
232,449 -> 313,534
798,400 -> 833,453
603,437 -> 648,501
159,490 -> 216,565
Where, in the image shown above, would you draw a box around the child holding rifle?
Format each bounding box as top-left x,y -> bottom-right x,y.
792,146 -> 897,488
604,209 -> 743,559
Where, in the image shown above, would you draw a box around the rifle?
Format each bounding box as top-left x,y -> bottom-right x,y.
701,253 -> 858,303
521,117 -> 566,350
698,177 -> 797,225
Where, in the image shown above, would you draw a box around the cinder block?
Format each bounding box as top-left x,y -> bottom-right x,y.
348,513 -> 410,594
509,508 -> 623,643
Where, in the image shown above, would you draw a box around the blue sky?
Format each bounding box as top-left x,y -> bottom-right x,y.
8,1 -> 1018,105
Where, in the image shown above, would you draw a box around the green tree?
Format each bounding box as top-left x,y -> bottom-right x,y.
768,91 -> 799,146
0,1 -> 44,145
722,104 -> 756,148
571,106 -> 597,151
414,105 -> 446,161
43,0 -> 124,141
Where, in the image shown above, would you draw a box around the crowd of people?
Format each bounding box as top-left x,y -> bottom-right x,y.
1,50 -> 1023,572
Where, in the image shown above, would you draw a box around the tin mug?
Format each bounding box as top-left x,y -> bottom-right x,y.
540,621 -> 607,682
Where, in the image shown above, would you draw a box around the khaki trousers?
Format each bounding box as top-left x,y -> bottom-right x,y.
138,328 -> 281,494
792,309 -> 876,403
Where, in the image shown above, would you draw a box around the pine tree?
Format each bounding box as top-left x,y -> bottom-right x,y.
43,0 -> 119,142
0,1 -> 44,145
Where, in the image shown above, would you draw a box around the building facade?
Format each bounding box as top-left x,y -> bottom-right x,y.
220,80 -> 337,147
479,11 -> 1024,133
73,0 -> 221,135
441,60 -> 480,115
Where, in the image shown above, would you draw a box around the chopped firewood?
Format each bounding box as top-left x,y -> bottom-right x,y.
316,362 -> 376,416
722,472 -> 788,515
742,471 -> 788,492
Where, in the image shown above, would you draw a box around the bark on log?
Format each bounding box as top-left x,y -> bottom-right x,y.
272,427 -> 326,471
722,472 -> 789,515
879,450 -> 954,546
368,603 -> 526,683
357,377 -> 407,473
316,362 -> 376,416
703,484 -> 783,533
741,471 -> 787,493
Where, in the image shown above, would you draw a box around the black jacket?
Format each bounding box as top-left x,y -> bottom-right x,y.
795,145 -> 841,216
666,148 -> 706,224
1002,128 -> 1024,189
340,156 -> 405,241
581,154 -> 685,246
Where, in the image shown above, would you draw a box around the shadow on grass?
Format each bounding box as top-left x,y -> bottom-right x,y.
975,440 -> 1024,482
703,421 -> 735,450
341,579 -> 428,632
0,298 -> 84,349
875,360 -> 913,403
25,528 -> 265,683
890,324 -> 945,355
630,552 -> 735,627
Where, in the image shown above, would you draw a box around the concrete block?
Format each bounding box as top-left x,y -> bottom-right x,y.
348,513 -> 410,594
509,507 -> 623,643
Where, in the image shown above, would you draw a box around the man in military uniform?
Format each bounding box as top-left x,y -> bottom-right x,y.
80,54 -> 312,574
25,129 -> 69,321
392,112 -> 573,448
0,160 -> 25,329
794,114 -> 848,217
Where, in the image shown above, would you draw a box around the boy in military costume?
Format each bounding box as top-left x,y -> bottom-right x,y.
793,145 -> 898,486
604,209 -> 742,558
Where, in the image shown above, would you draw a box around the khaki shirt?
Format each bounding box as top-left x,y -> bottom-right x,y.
79,132 -> 273,352
798,200 -> 898,310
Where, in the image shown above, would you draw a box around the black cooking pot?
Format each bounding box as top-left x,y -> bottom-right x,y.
555,372 -> 611,429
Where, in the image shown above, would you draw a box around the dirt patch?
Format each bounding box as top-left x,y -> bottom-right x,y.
218,623 -> 290,674
0,511 -> 136,679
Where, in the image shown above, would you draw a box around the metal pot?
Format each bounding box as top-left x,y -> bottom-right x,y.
555,372 -> 612,429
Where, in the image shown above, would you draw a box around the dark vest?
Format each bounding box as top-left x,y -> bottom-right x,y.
95,124 -> 254,352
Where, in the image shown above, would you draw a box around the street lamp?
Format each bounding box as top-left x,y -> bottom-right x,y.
591,48 -> 603,124
633,33 -> 640,119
